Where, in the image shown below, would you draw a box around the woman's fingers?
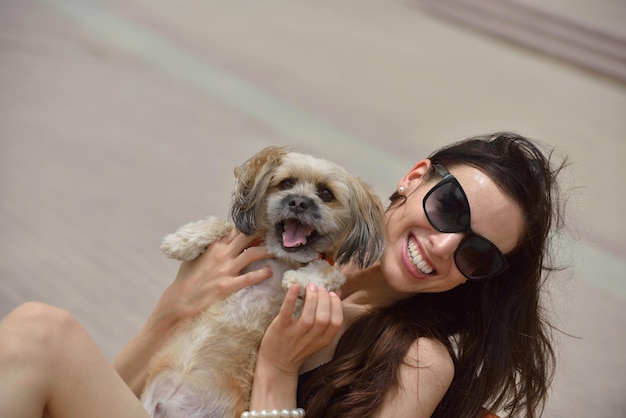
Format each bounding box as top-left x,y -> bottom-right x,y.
233,245 -> 271,271
193,229 -> 269,277
297,284 -> 343,343
273,284 -> 300,328
310,287 -> 342,345
233,265 -> 273,289
230,230 -> 262,255
324,291 -> 343,343
298,283 -> 319,328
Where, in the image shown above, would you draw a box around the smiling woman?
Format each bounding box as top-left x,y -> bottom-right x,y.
0,133 -> 567,418
283,132 -> 567,418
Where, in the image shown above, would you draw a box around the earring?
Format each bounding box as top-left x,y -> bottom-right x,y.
398,186 -> 406,194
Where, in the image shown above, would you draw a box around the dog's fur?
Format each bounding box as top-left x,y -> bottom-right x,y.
141,146 -> 385,418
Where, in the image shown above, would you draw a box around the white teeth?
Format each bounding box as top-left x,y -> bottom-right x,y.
408,237 -> 433,274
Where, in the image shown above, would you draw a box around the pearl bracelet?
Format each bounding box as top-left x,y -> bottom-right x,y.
240,408 -> 305,417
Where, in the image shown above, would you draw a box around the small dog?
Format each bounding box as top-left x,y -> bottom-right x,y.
141,146 -> 385,418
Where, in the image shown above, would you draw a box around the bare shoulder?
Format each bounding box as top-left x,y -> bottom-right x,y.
406,337 -> 455,383
377,337 -> 454,417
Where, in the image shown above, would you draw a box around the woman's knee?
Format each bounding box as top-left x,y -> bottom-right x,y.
0,302 -> 83,364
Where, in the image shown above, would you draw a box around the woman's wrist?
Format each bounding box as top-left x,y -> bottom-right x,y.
249,354 -> 300,411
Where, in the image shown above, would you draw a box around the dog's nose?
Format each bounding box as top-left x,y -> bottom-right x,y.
288,196 -> 310,213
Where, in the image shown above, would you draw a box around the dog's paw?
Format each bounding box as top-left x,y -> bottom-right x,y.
282,260 -> 346,293
281,260 -> 344,318
160,217 -> 232,261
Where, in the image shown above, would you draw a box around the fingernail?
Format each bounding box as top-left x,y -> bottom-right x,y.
308,282 -> 317,292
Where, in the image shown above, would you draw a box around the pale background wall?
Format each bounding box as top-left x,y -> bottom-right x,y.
1,0 -> 624,416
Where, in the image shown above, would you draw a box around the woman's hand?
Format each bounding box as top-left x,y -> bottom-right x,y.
114,228 -> 272,395
261,283 -> 343,374
154,228 -> 273,326
249,283 -> 343,410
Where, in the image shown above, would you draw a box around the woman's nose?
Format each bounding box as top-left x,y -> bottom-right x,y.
430,232 -> 464,258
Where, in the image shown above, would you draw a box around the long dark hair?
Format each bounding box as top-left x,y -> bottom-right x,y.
300,132 -> 567,417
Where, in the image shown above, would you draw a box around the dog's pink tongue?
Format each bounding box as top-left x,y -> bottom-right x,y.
282,220 -> 313,248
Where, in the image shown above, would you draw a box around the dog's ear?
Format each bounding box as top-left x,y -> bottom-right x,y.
229,146 -> 289,235
335,179 -> 386,268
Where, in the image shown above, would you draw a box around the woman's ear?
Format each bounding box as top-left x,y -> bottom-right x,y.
397,159 -> 432,193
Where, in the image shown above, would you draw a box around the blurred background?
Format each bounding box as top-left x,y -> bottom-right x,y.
1,0 -> 624,416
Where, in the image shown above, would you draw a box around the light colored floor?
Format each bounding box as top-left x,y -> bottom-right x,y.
1,0 -> 624,416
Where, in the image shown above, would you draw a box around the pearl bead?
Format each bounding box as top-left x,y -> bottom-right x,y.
242,409 -> 304,418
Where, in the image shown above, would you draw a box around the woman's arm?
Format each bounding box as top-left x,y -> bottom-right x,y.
249,283 -> 343,411
374,337 -> 455,418
113,229 -> 273,396
249,289 -> 453,417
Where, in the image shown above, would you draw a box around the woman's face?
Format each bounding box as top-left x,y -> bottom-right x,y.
381,160 -> 524,295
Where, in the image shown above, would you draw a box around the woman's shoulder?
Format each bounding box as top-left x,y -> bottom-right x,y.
407,337 -> 454,383
381,337 -> 454,417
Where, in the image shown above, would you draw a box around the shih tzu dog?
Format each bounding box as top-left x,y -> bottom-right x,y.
141,146 -> 386,418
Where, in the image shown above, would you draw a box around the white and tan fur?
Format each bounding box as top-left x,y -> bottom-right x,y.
141,146 -> 386,418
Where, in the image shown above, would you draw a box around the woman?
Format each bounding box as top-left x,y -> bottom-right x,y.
248,132 -> 565,418
0,132 -> 566,418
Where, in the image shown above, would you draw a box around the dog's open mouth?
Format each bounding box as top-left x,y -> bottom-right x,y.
280,219 -> 318,250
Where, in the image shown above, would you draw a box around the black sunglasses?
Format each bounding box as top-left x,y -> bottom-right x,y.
422,164 -> 510,280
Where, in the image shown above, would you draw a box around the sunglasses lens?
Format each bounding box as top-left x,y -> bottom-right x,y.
455,236 -> 509,279
424,180 -> 470,232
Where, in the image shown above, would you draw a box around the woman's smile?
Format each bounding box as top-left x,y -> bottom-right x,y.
404,234 -> 435,278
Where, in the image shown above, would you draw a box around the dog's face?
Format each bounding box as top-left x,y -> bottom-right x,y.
229,146 -> 385,267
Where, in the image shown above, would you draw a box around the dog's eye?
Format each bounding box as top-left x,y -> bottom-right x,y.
278,178 -> 295,190
318,187 -> 335,202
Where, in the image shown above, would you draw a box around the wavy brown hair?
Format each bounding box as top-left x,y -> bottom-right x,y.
299,132 -> 567,418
